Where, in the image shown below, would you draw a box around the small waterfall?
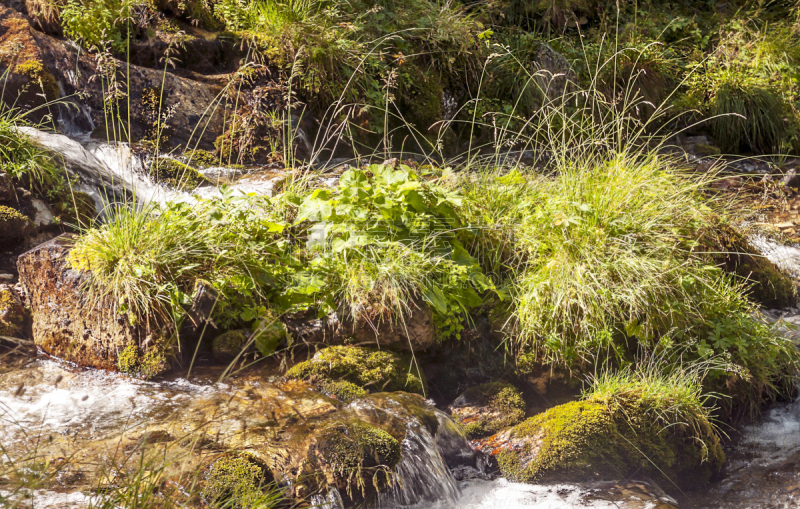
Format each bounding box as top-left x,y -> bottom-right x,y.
55,100 -> 95,139
375,408 -> 462,508
311,488 -> 346,509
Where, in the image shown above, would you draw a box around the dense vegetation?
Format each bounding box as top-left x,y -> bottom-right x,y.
4,0 -> 800,507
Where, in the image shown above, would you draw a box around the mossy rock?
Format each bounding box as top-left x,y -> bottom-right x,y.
285,346 -> 425,397
449,382 -> 525,438
314,419 -> 401,491
183,149 -> 220,168
116,338 -> 171,379
202,453 -> 274,508
495,398 -> 724,490
50,191 -> 96,226
319,379 -> 367,403
0,286 -> 28,339
212,329 -> 249,363
715,226 -> 797,308
16,60 -> 60,101
149,158 -> 211,190
0,205 -> 35,239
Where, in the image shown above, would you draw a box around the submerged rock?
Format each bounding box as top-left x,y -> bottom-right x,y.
486,398 -> 724,491
16,234 -> 170,374
285,345 -> 426,399
449,382 -> 525,439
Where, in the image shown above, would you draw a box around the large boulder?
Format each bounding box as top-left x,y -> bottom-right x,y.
16,234 -> 169,374
482,398 -> 724,491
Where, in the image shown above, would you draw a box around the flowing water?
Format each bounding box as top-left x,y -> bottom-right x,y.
5,133 -> 800,508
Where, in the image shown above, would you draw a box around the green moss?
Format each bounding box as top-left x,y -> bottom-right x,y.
319,379 -> 367,403
316,419 -> 401,492
149,158 -> 210,190
16,60 -> 59,101
183,149 -> 220,168
693,143 -> 721,157
497,397 -> 724,490
117,342 -> 140,374
714,226 -> 797,308
212,329 -> 249,363
116,338 -> 170,379
285,345 -> 425,395
0,287 -> 26,338
452,382 -> 526,438
202,453 -> 272,508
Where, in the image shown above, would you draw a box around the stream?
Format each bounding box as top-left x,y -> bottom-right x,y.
4,129 -> 800,509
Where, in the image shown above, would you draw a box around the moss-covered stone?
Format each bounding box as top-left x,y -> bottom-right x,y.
202,453 -> 273,508
50,190 -> 96,226
714,226 -> 797,308
149,158 -> 210,190
285,345 -> 425,395
315,419 -> 401,492
115,337 -> 170,379
212,329 -> 249,363
0,286 -> 28,339
450,382 -> 525,438
495,397 -> 724,490
319,379 -> 368,403
0,205 -> 35,239
15,60 -> 59,101
183,148 -> 220,168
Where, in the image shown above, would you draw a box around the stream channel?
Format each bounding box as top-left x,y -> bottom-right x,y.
4,124 -> 800,508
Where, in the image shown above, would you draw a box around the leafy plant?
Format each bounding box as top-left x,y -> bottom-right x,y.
294,164 -> 496,338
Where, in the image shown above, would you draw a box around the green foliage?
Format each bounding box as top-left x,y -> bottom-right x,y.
295,164 -> 495,339
0,117 -> 66,198
61,0 -> 143,52
67,192 -> 293,330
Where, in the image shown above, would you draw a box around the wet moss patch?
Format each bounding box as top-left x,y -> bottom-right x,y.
496,397 -> 724,490
450,382 -> 525,438
202,453 -> 274,508
149,158 -> 211,190
285,345 -> 425,396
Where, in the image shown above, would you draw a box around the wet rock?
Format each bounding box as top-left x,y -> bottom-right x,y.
285,345 -> 426,397
340,299 -> 437,351
212,330 -> 250,363
533,43 -> 576,102
715,227 -> 797,308
30,198 -> 55,227
0,205 -> 35,239
0,172 -> 14,202
484,398 -> 724,491
16,234 -> 168,373
448,382 -> 525,439
0,283 -> 29,339
0,5 -> 226,147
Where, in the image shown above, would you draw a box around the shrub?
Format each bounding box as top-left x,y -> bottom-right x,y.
60,0 -> 144,52
294,164 -> 496,339
67,192 -> 293,335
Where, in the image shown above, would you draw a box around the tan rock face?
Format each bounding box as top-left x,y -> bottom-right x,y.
15,234 -> 155,371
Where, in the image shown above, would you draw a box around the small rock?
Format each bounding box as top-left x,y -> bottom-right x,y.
0,205 -> 35,239
211,329 -> 250,363
449,382 -> 525,438
30,198 -> 55,226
